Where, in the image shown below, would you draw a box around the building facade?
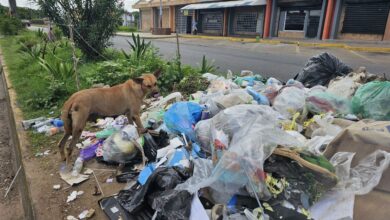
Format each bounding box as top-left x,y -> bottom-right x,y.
134,0 -> 390,41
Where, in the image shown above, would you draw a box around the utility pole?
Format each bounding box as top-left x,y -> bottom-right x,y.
68,21 -> 80,91
159,0 -> 163,28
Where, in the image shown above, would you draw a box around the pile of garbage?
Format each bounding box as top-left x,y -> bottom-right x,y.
25,53 -> 390,220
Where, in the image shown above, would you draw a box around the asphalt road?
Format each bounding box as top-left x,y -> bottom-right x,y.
111,35 -> 390,81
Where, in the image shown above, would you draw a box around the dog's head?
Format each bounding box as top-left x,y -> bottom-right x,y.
133,69 -> 161,95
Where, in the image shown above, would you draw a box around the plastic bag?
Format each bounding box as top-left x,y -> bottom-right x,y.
164,102 -> 203,142
310,114 -> 342,138
327,72 -> 364,99
193,105 -> 298,202
194,119 -> 212,155
175,158 -> 213,193
212,90 -> 253,109
352,81 -> 390,120
304,135 -> 334,156
295,52 -> 353,88
246,87 -> 270,105
102,125 -> 140,163
306,90 -> 352,115
330,150 -> 390,195
117,167 -> 190,214
273,87 -> 306,118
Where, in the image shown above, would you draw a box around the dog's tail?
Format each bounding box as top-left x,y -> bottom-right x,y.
61,100 -> 74,135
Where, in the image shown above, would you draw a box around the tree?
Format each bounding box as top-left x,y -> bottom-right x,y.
38,0 -> 123,59
8,0 -> 17,16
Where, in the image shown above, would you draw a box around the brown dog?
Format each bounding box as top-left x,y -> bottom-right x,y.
58,69 -> 161,164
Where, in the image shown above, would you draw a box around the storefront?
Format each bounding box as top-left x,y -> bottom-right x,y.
181,0 -> 266,36
337,0 -> 390,41
276,0 -> 324,39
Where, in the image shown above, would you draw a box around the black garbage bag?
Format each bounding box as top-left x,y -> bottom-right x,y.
295,52 -> 352,88
99,195 -> 154,220
143,132 -> 158,162
148,190 -> 192,220
117,167 -> 191,214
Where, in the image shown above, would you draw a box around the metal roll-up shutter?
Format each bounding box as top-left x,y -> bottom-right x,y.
200,10 -> 223,35
231,7 -> 263,36
342,2 -> 390,35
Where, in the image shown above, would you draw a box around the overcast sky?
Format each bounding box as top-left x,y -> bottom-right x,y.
0,0 -> 138,11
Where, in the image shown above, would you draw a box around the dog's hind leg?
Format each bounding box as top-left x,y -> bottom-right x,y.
66,109 -> 88,165
58,133 -> 70,161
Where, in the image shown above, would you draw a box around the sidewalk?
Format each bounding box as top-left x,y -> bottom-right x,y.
179,34 -> 390,53
116,31 -> 175,39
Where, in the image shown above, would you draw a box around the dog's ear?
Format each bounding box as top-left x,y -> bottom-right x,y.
133,77 -> 144,84
153,69 -> 162,78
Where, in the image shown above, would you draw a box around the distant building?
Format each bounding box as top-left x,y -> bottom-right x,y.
122,11 -> 136,27
133,0 -> 390,41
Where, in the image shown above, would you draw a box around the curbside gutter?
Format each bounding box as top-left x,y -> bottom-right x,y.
179,34 -> 390,53
0,49 -> 35,220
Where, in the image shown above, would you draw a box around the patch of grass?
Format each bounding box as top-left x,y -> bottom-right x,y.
117,26 -> 137,32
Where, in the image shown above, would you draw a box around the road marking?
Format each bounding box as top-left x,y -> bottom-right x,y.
348,50 -> 377,64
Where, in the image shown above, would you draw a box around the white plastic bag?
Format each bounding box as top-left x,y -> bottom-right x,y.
330,150 -> 390,195
273,87 -> 306,118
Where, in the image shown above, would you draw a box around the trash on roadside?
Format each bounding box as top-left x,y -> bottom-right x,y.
295,52 -> 353,88
60,171 -> 90,186
306,89 -> 352,115
78,208 -> 95,219
66,190 -> 84,203
352,81 -> 390,120
273,86 -> 306,118
53,184 -> 61,190
66,215 -> 78,220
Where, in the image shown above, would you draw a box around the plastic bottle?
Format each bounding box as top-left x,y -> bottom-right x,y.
45,127 -> 64,136
32,118 -> 53,129
71,157 -> 84,176
51,118 -> 64,127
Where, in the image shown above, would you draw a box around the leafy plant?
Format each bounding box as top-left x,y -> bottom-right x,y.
38,0 -> 123,59
118,26 -> 137,32
38,57 -> 75,91
127,33 -> 151,60
19,42 -> 42,60
0,15 -> 24,35
158,58 -> 183,94
198,55 -> 217,74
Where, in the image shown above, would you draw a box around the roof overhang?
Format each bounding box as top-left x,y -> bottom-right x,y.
181,0 -> 267,10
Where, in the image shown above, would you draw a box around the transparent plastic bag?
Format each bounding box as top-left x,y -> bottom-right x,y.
311,114 -> 342,138
273,87 -> 306,118
352,81 -> 390,120
102,125 -> 140,163
330,150 -> 390,195
175,158 -> 213,193
194,119 -> 212,155
193,105 -> 298,202
306,90 -> 352,115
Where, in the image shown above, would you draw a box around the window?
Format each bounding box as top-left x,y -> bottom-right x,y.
284,10 -> 305,31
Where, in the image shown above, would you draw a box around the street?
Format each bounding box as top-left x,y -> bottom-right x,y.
111,35 -> 390,81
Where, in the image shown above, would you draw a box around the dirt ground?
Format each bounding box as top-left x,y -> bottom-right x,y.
0,71 -> 23,220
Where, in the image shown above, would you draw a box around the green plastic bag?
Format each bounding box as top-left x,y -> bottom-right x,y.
352,81 -> 390,120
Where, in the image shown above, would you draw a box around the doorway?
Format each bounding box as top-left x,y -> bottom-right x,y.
306,10 -> 321,38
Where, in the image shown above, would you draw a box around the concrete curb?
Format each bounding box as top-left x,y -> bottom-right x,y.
115,32 -> 176,39
179,34 -> 390,53
0,49 -> 35,219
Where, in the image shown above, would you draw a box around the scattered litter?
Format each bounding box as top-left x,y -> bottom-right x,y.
53,184 -> 61,190
60,171 -> 89,186
78,208 -> 95,219
66,215 -> 78,220
106,178 -> 113,183
67,191 -> 79,203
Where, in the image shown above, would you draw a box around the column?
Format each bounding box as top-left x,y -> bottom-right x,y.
263,0 -> 272,38
383,9 -> 390,41
322,0 -> 335,39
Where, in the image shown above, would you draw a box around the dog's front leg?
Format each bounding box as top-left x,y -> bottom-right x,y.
132,112 -> 147,134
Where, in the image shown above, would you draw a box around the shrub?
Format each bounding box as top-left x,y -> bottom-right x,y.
0,16 -> 24,35
52,26 -> 63,40
177,74 -> 209,97
197,55 -> 217,74
38,0 -> 123,59
118,26 -> 137,32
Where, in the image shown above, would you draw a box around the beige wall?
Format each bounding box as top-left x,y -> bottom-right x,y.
162,8 -> 170,28
338,33 -> 383,41
141,9 -> 152,32
278,31 -> 305,39
383,10 -> 390,41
